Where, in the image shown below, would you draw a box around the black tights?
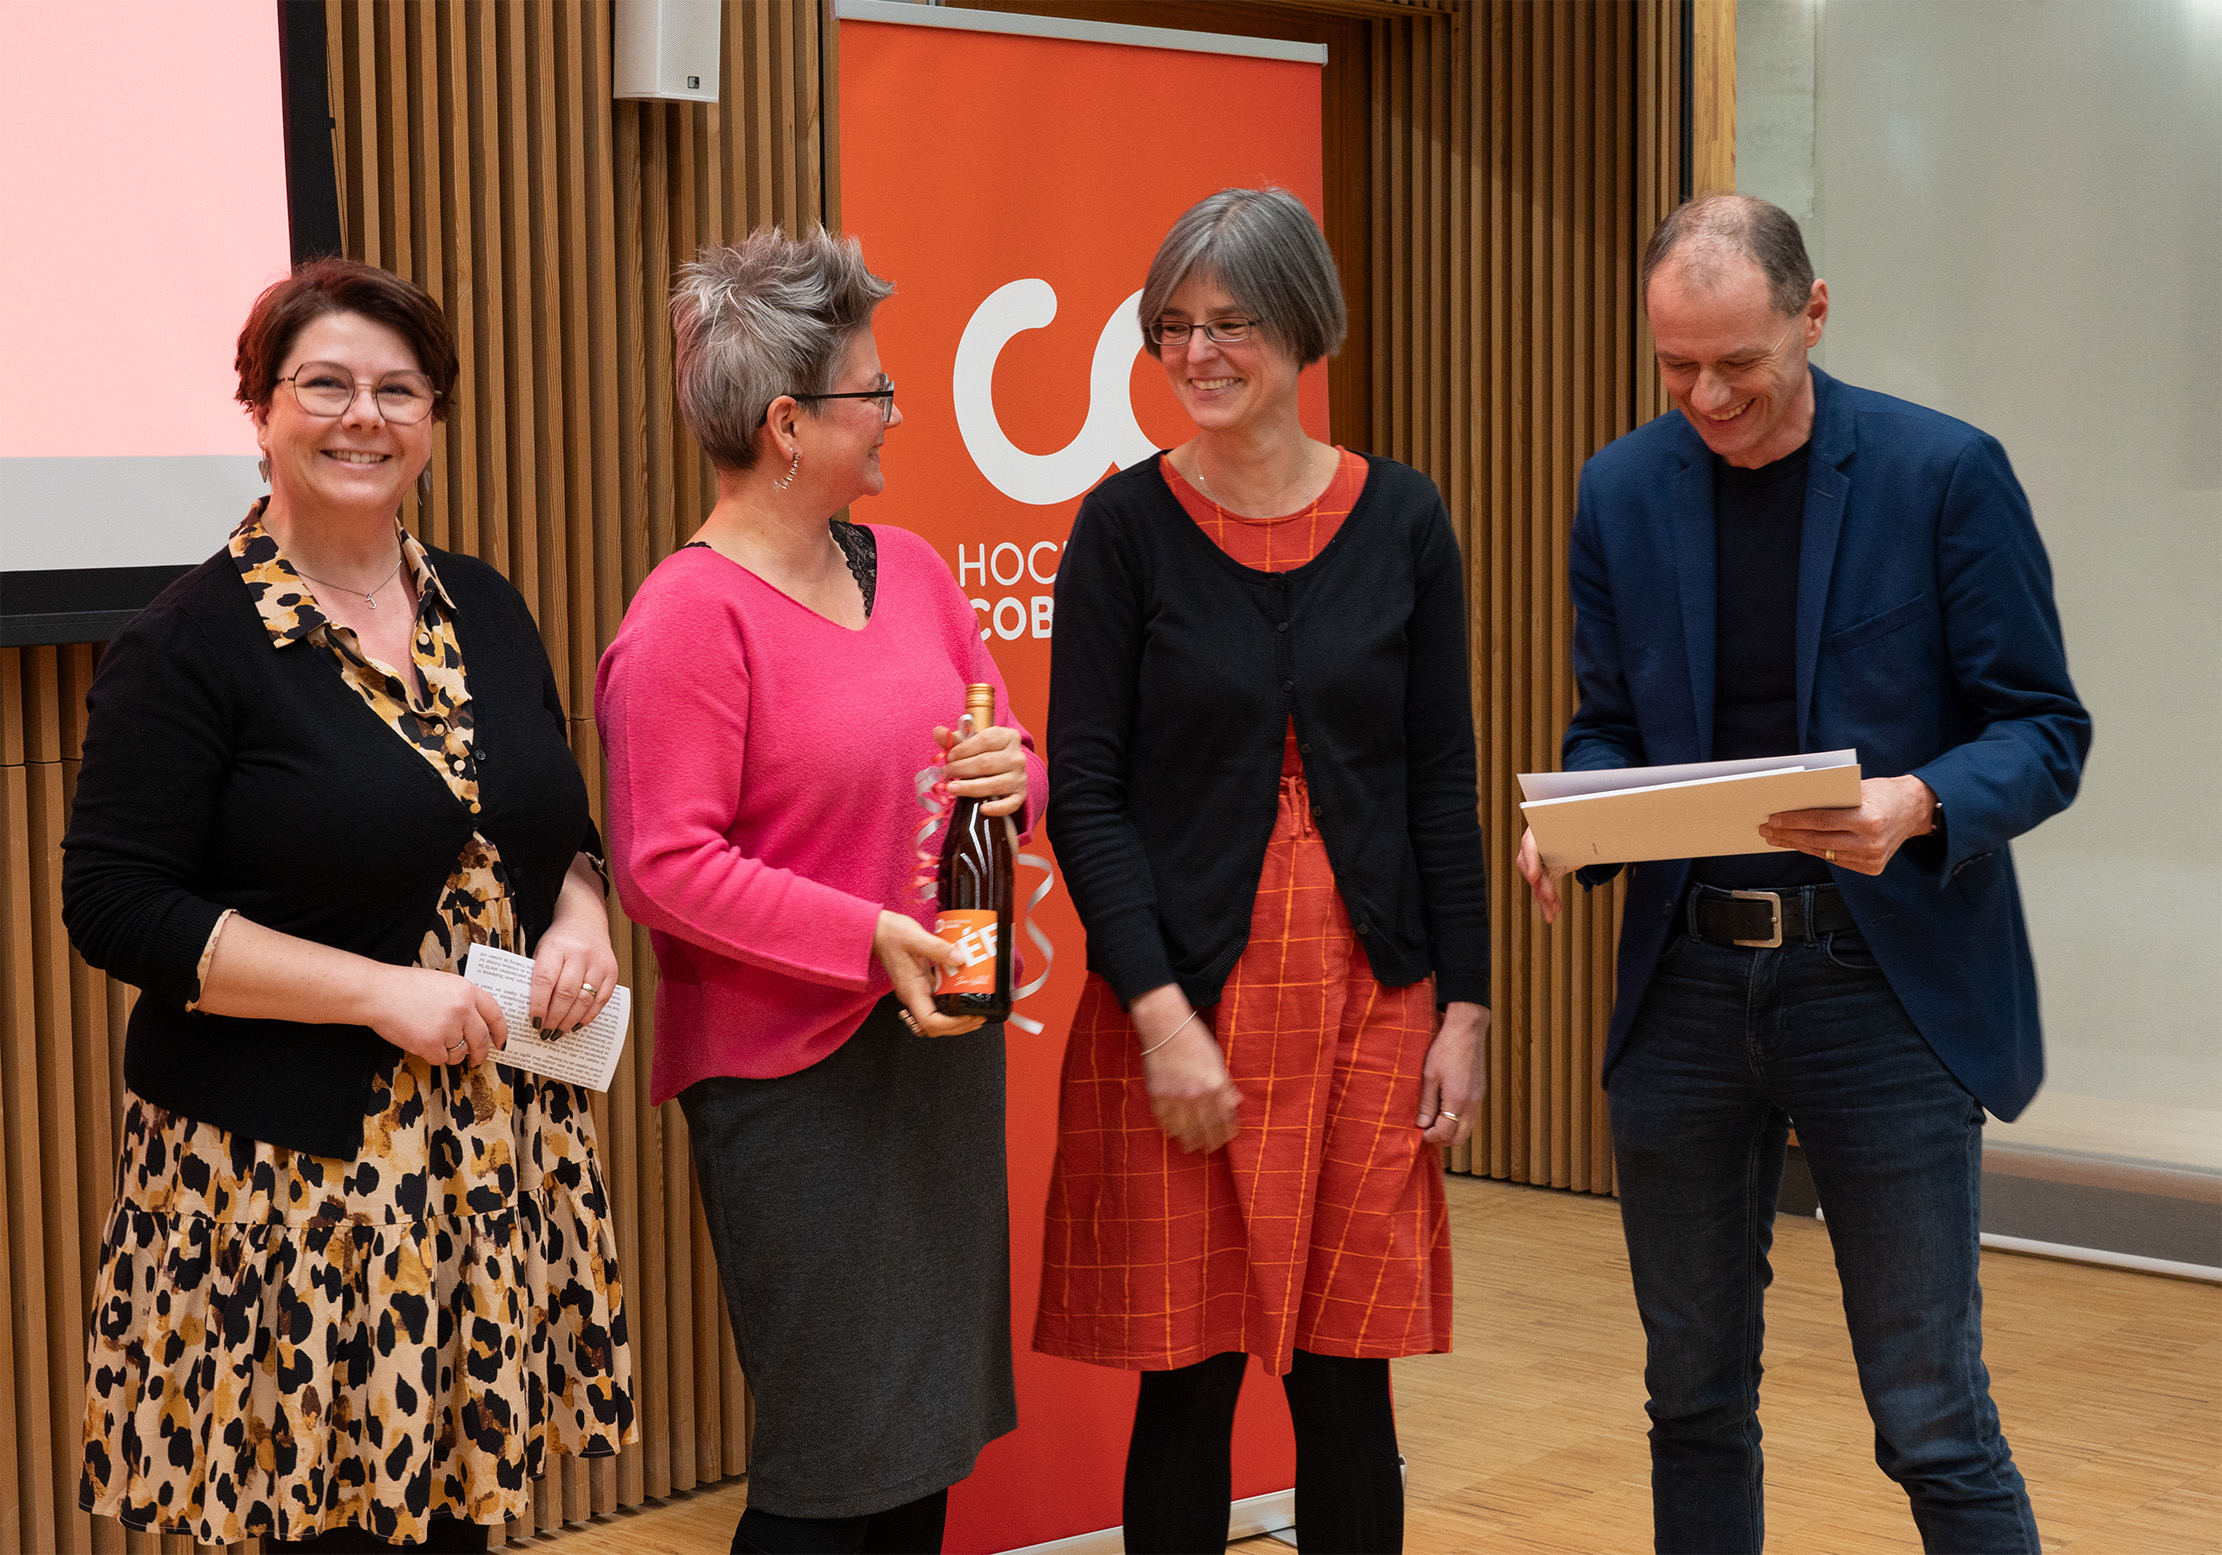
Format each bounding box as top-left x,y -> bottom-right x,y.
731,1488 -> 949,1554
1123,1349 -> 1403,1555
265,1517 -> 488,1552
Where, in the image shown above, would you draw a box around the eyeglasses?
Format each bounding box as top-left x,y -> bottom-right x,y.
1147,318 -> 1261,347
278,362 -> 438,424
792,379 -> 897,424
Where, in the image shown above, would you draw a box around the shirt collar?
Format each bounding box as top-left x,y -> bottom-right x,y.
229,498 -> 454,647
399,526 -> 456,612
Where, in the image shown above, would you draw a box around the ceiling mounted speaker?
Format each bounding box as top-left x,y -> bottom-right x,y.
613,0 -> 721,103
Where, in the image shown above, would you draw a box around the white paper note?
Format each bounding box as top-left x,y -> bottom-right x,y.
1517,750 -> 1857,804
1517,751 -> 1863,871
463,942 -> 631,1092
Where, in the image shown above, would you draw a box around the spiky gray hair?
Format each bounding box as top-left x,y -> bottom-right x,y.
670,228 -> 894,471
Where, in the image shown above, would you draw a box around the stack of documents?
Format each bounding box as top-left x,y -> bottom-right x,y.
1518,751 -> 1862,872
464,942 -> 632,1091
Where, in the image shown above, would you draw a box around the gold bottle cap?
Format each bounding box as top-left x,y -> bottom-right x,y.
964,683 -> 997,730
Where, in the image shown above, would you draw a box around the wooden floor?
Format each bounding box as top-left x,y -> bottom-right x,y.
542,1176 -> 2221,1554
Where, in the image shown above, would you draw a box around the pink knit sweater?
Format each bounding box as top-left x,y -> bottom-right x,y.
595,528 -> 1046,1102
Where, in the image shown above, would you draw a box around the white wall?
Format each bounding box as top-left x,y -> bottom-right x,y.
1749,0 -> 2222,1168
1734,0 -> 1817,237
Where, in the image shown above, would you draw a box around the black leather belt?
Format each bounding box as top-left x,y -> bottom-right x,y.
1686,883 -> 1857,949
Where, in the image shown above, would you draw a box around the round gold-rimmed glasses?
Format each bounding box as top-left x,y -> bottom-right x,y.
277,361 -> 439,425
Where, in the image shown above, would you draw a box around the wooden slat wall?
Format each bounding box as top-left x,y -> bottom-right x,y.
0,644 -> 140,1555
1691,0 -> 1738,197
1354,0 -> 1680,1193
1,3 -> 1707,1548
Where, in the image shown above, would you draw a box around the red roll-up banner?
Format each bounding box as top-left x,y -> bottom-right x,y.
837,5 -> 1328,1549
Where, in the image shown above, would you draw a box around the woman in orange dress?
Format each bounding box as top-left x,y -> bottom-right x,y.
1036,188 -> 1490,1555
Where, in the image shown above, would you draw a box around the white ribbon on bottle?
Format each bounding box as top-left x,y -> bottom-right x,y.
1006,838 -> 1056,1034
913,719 -> 1056,1034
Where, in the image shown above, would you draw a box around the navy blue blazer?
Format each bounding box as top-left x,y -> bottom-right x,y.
1564,367 -> 2089,1120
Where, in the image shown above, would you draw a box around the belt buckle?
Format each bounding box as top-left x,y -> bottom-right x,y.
1729,889 -> 1784,948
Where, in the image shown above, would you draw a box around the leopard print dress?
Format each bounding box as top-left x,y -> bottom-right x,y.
80,505 -> 636,1544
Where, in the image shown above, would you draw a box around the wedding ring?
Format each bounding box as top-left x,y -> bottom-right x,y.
1439,1110 -> 1461,1122
579,981 -> 598,998
446,1037 -> 466,1060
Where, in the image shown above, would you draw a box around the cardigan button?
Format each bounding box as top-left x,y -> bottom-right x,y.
1276,621 -> 1289,632
1299,742 -> 1312,754
1355,922 -> 1369,936
1282,679 -> 1294,692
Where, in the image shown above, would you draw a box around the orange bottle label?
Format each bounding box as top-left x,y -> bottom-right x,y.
935,910 -> 1001,995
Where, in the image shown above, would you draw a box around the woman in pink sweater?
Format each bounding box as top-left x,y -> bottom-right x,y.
595,229 -> 1044,1555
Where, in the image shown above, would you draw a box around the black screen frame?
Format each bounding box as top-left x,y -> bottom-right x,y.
0,2 -> 340,649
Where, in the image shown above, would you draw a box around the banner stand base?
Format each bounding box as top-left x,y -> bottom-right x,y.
999,1489 -> 1295,1554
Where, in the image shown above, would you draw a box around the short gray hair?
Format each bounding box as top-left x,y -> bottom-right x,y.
1137,187 -> 1347,366
1640,193 -> 1815,316
670,228 -> 895,470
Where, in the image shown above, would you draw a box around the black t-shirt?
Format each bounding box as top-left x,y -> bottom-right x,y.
1691,443 -> 1832,890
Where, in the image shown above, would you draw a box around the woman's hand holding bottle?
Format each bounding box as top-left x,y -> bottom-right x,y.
936,720 -> 1030,817
875,910 -> 985,1037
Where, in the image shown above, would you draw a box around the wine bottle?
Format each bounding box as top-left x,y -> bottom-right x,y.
934,683 -> 1014,1021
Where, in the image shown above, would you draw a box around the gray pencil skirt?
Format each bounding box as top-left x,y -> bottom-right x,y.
677,996 -> 1017,1520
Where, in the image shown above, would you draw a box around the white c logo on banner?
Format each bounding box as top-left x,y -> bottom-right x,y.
954,280 -> 1158,506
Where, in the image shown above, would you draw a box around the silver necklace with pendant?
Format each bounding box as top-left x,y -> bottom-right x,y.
294,554 -> 405,609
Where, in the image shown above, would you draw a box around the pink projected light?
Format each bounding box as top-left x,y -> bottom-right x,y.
0,0 -> 292,460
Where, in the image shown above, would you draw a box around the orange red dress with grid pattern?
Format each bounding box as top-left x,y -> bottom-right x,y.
1034,448 -> 1452,1376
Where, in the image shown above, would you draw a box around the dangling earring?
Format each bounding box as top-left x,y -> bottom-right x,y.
417,469 -> 433,502
773,447 -> 801,491
257,457 -> 271,485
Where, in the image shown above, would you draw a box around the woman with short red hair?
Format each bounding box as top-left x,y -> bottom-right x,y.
64,258 -> 634,1551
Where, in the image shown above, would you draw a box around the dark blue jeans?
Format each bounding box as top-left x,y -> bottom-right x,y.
1609,918 -> 2040,1554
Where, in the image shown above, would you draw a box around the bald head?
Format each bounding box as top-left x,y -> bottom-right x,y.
1641,194 -> 1815,317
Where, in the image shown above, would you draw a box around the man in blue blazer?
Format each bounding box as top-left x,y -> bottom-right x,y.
1517,195 -> 2088,1553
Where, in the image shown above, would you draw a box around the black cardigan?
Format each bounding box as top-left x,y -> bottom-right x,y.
62,545 -> 597,1159
1047,454 -> 1489,1011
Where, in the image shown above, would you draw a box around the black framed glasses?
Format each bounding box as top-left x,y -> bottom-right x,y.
1147,318 -> 1261,347
278,362 -> 438,424
792,379 -> 897,424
